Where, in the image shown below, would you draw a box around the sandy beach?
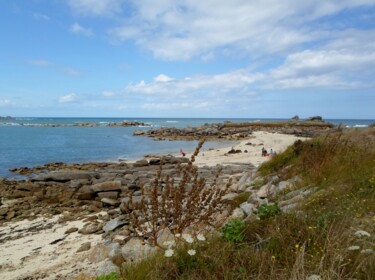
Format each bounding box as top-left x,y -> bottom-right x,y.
0,131 -> 307,279
192,131 -> 307,167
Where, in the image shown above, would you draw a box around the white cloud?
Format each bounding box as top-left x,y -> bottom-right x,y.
109,0 -> 375,60
102,91 -> 116,97
70,23 -> 93,37
28,59 -> 82,76
265,29 -> 375,89
28,60 -> 53,67
0,99 -> 15,107
67,0 -> 125,16
33,13 -> 50,21
58,93 -> 79,103
154,74 -> 173,82
127,71 -> 262,96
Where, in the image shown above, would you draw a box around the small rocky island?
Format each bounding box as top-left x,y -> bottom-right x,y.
0,116 -> 14,120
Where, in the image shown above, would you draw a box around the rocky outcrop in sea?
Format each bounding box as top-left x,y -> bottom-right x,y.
133,119 -> 334,141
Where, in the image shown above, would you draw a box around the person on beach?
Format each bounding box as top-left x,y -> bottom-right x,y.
261,147 -> 266,157
180,148 -> 186,157
270,148 -> 273,154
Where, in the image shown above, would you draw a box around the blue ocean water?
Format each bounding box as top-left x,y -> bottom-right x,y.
0,118 -> 373,178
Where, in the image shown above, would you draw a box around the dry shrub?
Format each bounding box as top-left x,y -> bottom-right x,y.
128,139 -> 231,246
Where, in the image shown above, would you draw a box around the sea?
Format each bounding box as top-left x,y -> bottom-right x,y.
0,117 -> 373,178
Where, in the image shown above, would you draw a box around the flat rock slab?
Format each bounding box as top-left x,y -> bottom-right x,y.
92,181 -> 121,193
103,218 -> 128,233
32,171 -> 99,182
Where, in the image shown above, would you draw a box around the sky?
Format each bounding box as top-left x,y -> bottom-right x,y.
0,0 -> 375,119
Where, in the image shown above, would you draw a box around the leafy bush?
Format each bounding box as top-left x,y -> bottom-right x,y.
221,219 -> 246,242
257,203 -> 281,220
96,272 -> 121,280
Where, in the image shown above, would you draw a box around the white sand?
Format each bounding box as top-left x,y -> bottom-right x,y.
191,131 -> 307,167
0,215 -> 102,280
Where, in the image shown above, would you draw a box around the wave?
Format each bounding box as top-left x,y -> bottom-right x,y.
166,120 -> 179,123
15,118 -> 33,121
346,124 -> 368,128
0,122 -> 21,126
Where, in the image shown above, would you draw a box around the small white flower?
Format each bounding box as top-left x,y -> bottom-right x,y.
187,249 -> 196,256
347,245 -> 360,251
354,230 -> 371,238
196,233 -> 206,241
175,233 -> 181,238
360,249 -> 374,254
182,234 -> 194,243
164,249 -> 174,257
306,275 -> 322,280
163,240 -> 176,248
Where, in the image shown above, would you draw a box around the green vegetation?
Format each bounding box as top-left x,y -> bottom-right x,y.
119,128 -> 375,279
96,272 -> 121,280
257,203 -> 281,220
221,219 -> 246,242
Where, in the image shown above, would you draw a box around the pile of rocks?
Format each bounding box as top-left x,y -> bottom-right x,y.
0,156 -> 254,226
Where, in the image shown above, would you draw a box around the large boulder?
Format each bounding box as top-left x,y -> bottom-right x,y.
98,191 -> 119,199
133,160 -> 149,167
101,198 -> 120,207
76,185 -> 95,200
121,238 -> 155,262
91,181 -> 122,193
156,228 -> 175,246
240,202 -> 256,216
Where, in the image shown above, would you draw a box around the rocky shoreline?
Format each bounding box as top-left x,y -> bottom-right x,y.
0,131 -> 311,279
133,118 -> 335,141
0,155 -> 257,278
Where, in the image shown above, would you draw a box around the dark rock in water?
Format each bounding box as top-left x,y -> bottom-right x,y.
32,171 -> 99,182
291,115 -> 299,120
9,167 -> 30,175
91,181 -> 122,193
307,116 -> 323,121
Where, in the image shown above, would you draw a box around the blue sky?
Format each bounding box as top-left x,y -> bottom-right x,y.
0,0 -> 375,119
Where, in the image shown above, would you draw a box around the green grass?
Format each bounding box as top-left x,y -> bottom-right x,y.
120,128 -> 375,280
